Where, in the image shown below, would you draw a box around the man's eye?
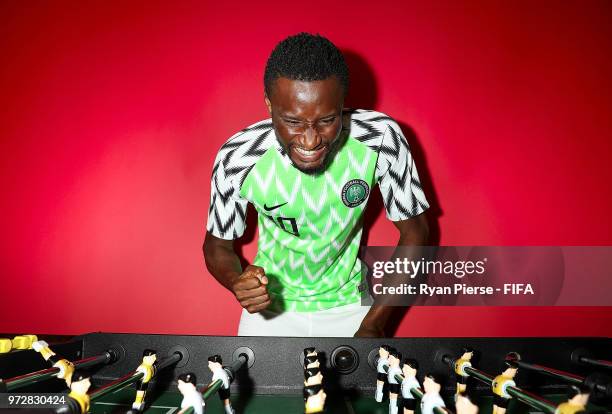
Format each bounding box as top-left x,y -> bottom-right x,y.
285,119 -> 301,125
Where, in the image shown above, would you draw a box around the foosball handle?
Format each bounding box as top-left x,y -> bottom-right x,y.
434,347 -> 456,370
224,353 -> 249,382
571,348 -> 592,365
583,372 -> 612,400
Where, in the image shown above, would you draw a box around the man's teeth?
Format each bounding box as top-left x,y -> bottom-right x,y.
295,147 -> 319,156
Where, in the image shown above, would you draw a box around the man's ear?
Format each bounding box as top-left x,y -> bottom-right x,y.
264,95 -> 272,115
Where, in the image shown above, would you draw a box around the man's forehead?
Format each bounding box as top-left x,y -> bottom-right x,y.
269,77 -> 343,102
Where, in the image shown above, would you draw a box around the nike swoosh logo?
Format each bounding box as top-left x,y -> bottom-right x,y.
263,202 -> 288,211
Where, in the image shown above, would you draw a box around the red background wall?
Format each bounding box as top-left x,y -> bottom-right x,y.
1,0 -> 611,336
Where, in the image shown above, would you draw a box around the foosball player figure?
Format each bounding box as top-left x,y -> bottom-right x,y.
400,358 -> 421,414
555,385 -> 590,414
455,392 -> 478,414
491,360 -> 518,414
56,370 -> 92,414
304,355 -> 320,369
304,347 -> 318,359
454,347 -> 474,397
178,373 -> 205,414
304,367 -> 324,386
130,349 -> 158,413
32,340 -> 75,387
376,345 -> 391,402
304,384 -> 326,413
387,349 -> 403,414
208,355 -> 235,414
421,373 -> 446,414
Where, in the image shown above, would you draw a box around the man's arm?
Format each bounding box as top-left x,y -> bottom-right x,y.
354,212 -> 429,337
203,231 -> 271,313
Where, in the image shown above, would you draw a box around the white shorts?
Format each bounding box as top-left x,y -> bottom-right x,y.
237,302 -> 371,337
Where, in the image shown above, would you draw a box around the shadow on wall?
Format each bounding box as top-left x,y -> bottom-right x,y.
345,50 -> 442,336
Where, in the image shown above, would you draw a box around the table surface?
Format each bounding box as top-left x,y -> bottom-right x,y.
89,388 -> 578,414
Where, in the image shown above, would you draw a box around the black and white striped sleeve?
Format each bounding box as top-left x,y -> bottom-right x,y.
206,153 -> 248,240
376,121 -> 429,221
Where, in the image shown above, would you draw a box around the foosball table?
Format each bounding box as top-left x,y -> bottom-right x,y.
0,334 -> 610,414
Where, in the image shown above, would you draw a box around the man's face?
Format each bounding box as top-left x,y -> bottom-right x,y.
265,76 -> 344,174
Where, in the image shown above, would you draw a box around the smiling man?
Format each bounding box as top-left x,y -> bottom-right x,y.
204,33 -> 429,337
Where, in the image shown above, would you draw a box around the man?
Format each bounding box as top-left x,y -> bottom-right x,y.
204,32 -> 429,337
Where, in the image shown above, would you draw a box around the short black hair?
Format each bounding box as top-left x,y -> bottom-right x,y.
178,372 -> 197,385
425,373 -> 442,384
403,358 -> 419,370
305,367 -> 321,379
208,355 -> 222,364
264,33 -> 349,97
304,347 -> 317,357
568,384 -> 590,398
303,384 -> 323,399
304,355 -> 319,366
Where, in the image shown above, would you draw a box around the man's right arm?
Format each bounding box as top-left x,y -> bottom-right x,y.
203,231 -> 271,313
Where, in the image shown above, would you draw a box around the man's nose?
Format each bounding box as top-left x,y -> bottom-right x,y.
301,125 -> 321,149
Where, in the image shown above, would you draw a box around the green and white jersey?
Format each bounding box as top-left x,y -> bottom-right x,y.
207,109 -> 429,312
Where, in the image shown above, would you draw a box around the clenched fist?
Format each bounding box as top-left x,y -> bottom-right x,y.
231,265 -> 271,313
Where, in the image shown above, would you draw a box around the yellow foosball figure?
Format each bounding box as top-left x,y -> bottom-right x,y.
491,361 -> 519,414
555,385 -> 590,414
32,340 -> 75,387
304,384 -> 326,413
67,370 -> 92,414
454,347 -> 474,395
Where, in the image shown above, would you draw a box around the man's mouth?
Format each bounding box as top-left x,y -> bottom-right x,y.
292,145 -> 327,164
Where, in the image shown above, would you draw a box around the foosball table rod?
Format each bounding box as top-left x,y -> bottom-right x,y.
506,352 -> 612,399
179,352 -> 248,414
442,355 -> 558,414
0,351 -> 116,392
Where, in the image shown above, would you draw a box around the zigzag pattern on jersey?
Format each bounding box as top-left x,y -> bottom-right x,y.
208,109 -> 428,237
207,120 -> 277,238
249,141 -> 373,311
345,109 -> 429,219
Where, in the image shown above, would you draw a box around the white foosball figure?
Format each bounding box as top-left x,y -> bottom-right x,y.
387,349 -> 403,414
376,345 -> 391,402
208,355 -> 235,414
400,358 -> 421,414
178,373 -> 205,414
421,373 -> 446,414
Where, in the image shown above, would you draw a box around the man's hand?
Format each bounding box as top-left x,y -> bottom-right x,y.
231,265 -> 271,313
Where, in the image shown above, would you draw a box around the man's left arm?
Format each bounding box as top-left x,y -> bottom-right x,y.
354,212 -> 429,337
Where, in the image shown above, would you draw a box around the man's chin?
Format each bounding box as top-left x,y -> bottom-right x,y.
292,160 -> 328,175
